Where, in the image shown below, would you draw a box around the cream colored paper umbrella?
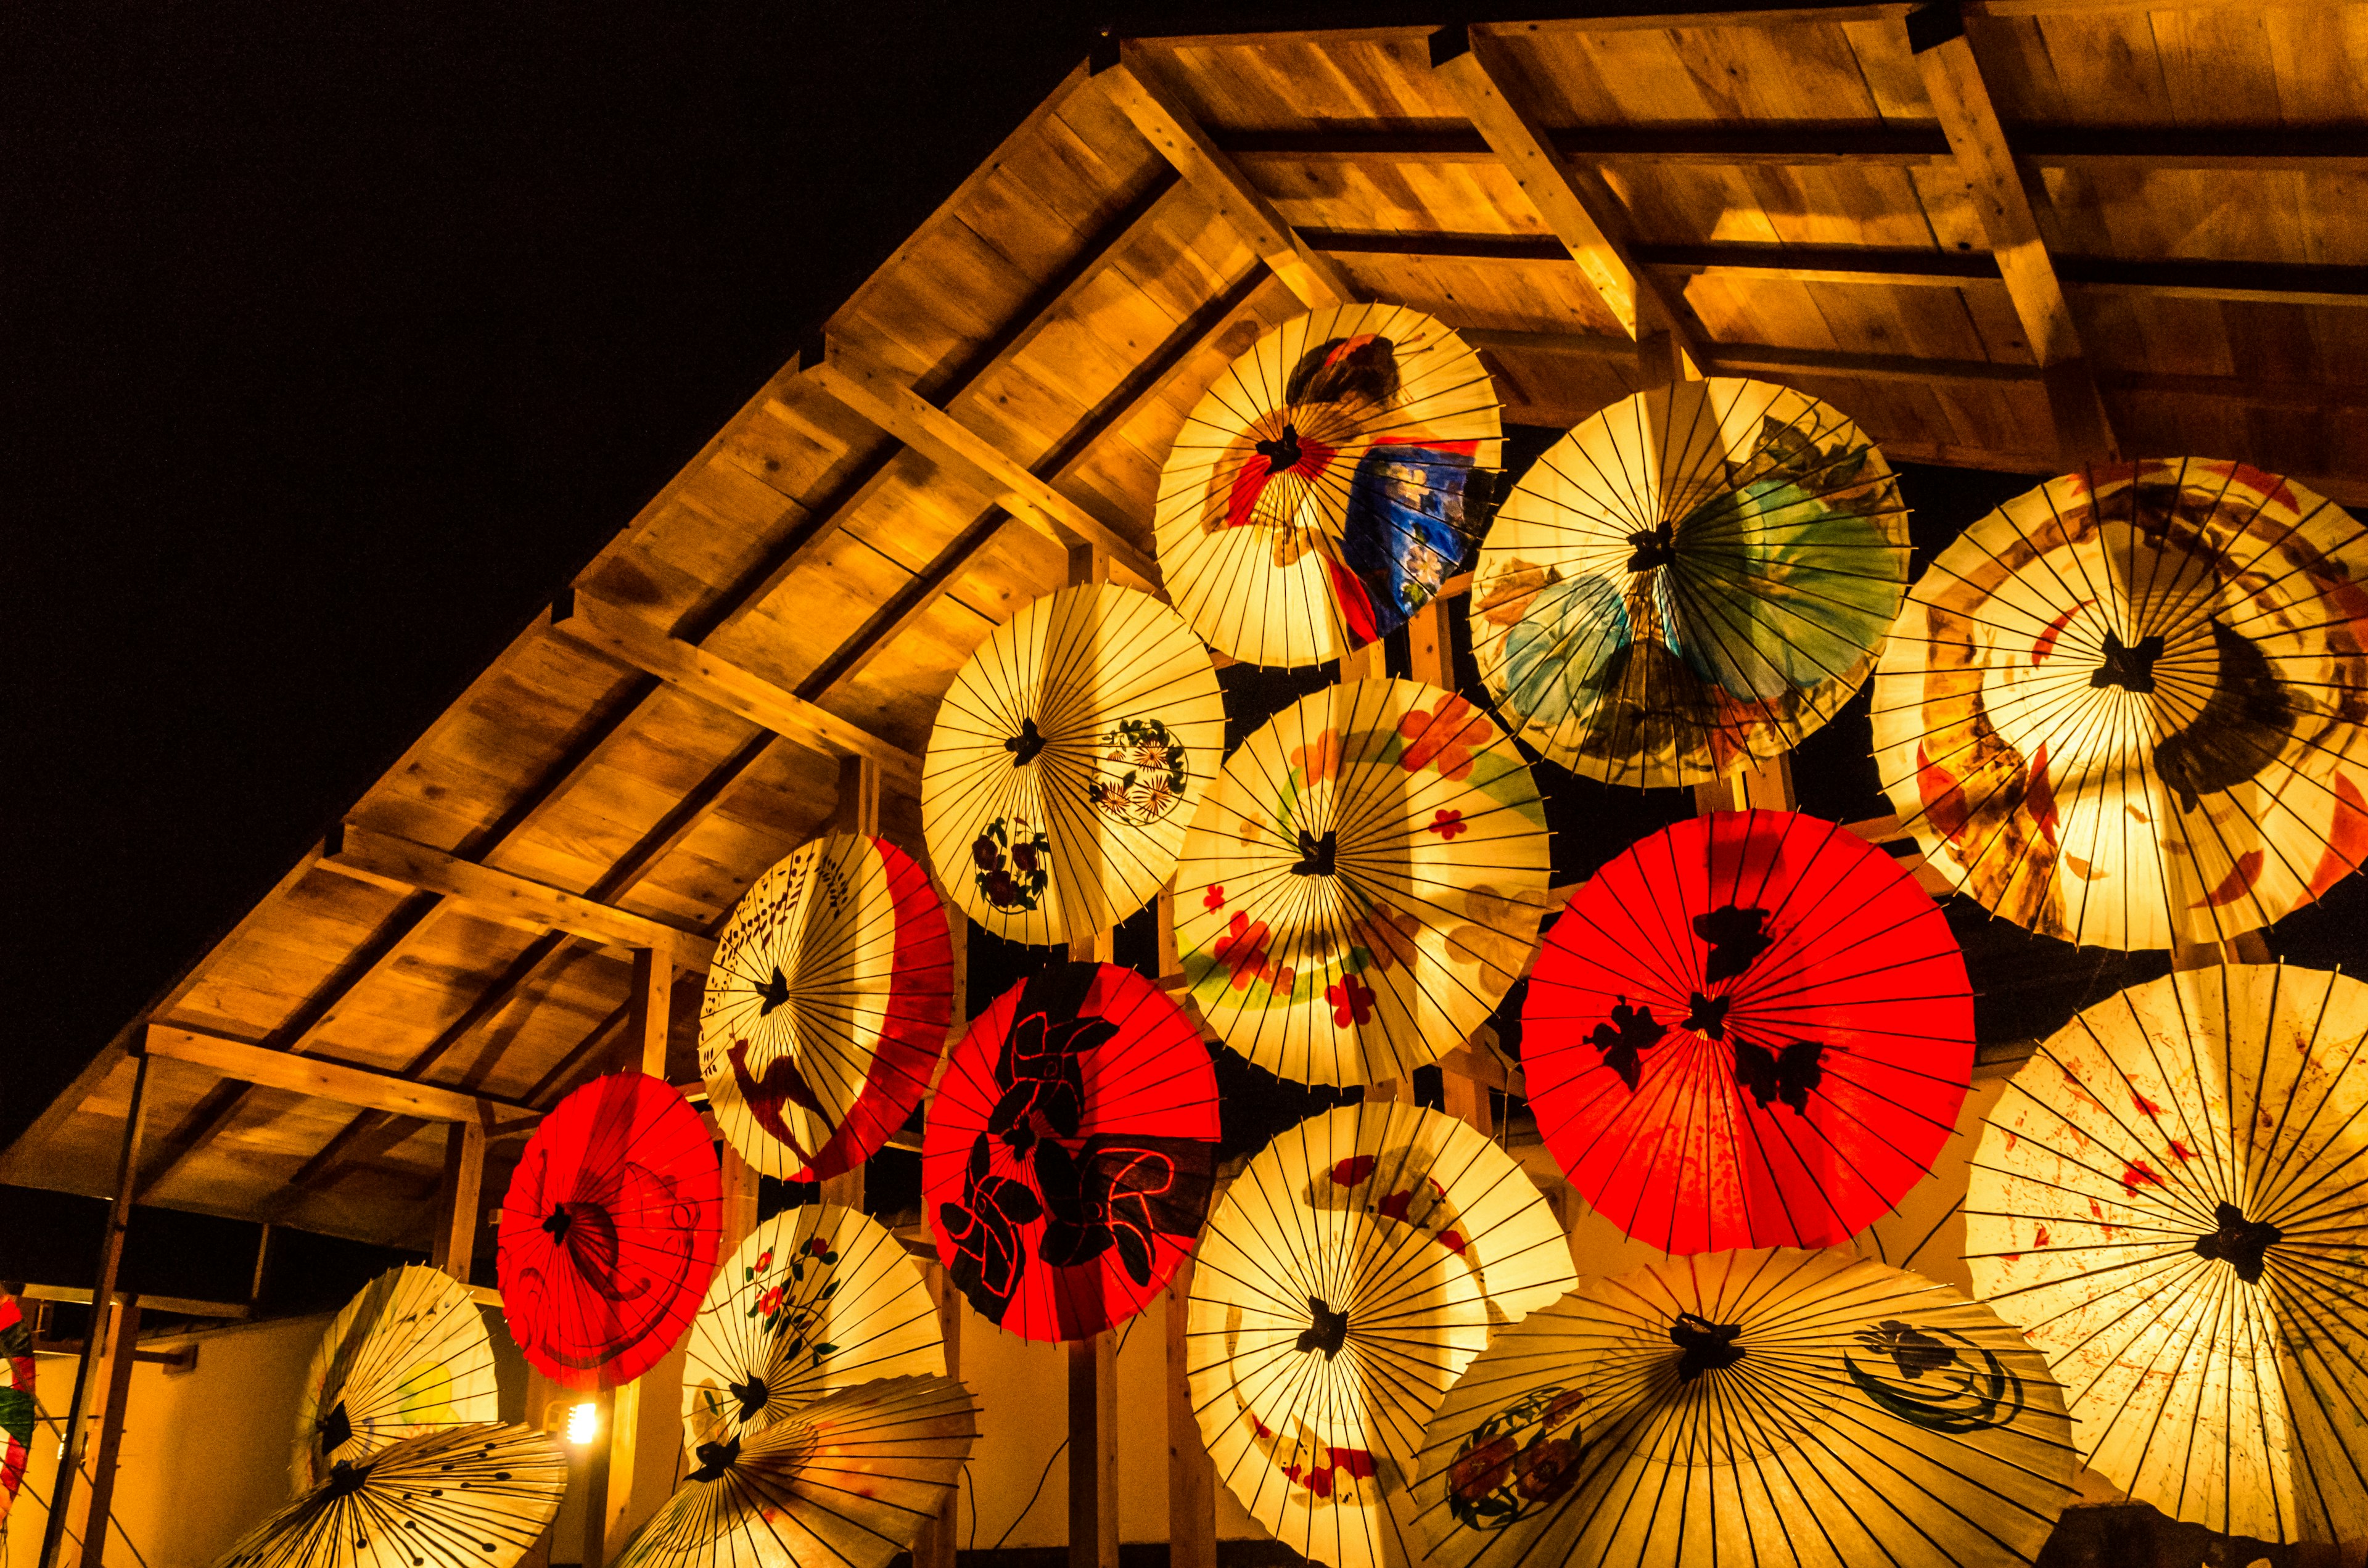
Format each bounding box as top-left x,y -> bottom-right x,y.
700,833 -> 953,1181
290,1264 -> 499,1492
614,1374 -> 979,1568
924,583 -> 1225,946
1175,677 -> 1552,1086
1471,378 -> 1907,787
1967,963 -> 2368,1546
1189,1102 -> 1575,1568
216,1423 -> 566,1568
1155,302 -> 1502,667
1874,459 -> 2368,950
682,1204 -> 945,1452
1413,1250 -> 2076,1568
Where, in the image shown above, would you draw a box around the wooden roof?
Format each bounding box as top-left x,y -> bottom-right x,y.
14,0 -> 2368,1246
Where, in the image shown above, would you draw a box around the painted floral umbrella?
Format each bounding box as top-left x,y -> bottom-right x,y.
924,962 -> 1220,1340
1154,302 -> 1502,668
682,1204 -> 945,1453
1411,1250 -> 2076,1568
0,1294 -> 30,1526
1174,677 -> 1552,1087
1470,378 -> 1908,787
216,1423 -> 567,1568
1967,963 -> 2368,1546
1873,459 -> 2368,950
923,583 -> 1225,946
291,1264 -> 498,1492
614,1374 -> 978,1568
1188,1102 -> 1575,1568
699,833 -> 953,1182
497,1072 -> 722,1390
1523,810 -> 1974,1254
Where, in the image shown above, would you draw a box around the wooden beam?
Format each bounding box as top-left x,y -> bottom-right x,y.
1069,1330 -> 1120,1568
1093,52 -> 1354,308
144,1025 -> 527,1123
432,1114 -> 488,1283
20,1282 -> 249,1321
72,1295 -> 141,1568
828,753 -> 883,840
1166,1255 -> 1215,1568
913,1261 -> 964,1568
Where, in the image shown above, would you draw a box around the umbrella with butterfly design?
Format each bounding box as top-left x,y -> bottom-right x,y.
1188,1101 -> 1575,1568
497,1071 -> 722,1390
923,583 -> 1225,948
215,1422 -> 567,1568
290,1264 -> 498,1493
1154,302 -> 1502,669
613,1374 -> 979,1568
1967,963 -> 2368,1547
1174,676 -> 1553,1088
924,963 -> 1220,1340
1470,377 -> 1908,788
1412,1249 -> 2076,1568
1523,809 -> 1974,1254
0,1294 -> 30,1525
699,832 -> 953,1183
682,1204 -> 945,1453
1872,459 -> 2368,951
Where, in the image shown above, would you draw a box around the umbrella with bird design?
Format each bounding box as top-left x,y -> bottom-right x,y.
291,1264 -> 498,1493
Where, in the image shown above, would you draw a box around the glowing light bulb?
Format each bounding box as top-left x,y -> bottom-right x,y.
565,1401 -> 599,1445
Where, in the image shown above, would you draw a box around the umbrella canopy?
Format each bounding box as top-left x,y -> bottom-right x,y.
923,582 -> 1225,947
683,1204 -> 946,1453
1413,1250 -> 2076,1568
614,1374 -> 979,1568
498,1071 -> 722,1390
213,1422 -> 567,1568
1154,302 -> 1502,668
1188,1102 -> 1575,1568
1524,809 -> 1974,1254
1873,459 -> 2368,950
1174,677 -> 1552,1087
0,1295 -> 30,1524
925,962 -> 1219,1340
1470,378 -> 1907,788
291,1264 -> 499,1492
1967,963 -> 2368,1545
699,832 -> 953,1182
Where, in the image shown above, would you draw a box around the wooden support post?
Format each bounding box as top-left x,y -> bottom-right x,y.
719,1144 -> 762,1252
1069,1331 -> 1120,1568
830,752 -> 882,840
1339,639 -> 1386,681
1693,754 -> 1796,816
577,1388 -> 615,1568
915,1262 -> 964,1568
1067,542 -> 1111,588
517,1368 -> 567,1568
72,1295 -> 141,1568
1166,1257 -> 1216,1568
1406,598 -> 1453,690
432,1112 -> 488,1284
628,946 -> 670,1078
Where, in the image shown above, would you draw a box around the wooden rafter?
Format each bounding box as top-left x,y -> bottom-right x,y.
145,1025 -> 528,1123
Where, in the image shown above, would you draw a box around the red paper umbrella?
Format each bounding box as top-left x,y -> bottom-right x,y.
924,963 -> 1220,1341
1524,810 -> 1973,1254
498,1072 -> 723,1389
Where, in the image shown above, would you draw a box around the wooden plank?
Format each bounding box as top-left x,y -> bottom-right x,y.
432,1114 -> 488,1283
627,947 -> 670,1079
914,1261 -> 963,1568
828,753 -> 884,840
1166,1255 -> 1215,1568
73,1295 -> 141,1568
719,1145 -> 762,1253
144,1024 -> 525,1123
1069,1331 -> 1120,1568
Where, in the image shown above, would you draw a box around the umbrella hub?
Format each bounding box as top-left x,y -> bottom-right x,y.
321,1459 -> 372,1500
756,964 -> 792,1017
1682,991 -> 1730,1039
1255,424 -> 1305,477
688,1436 -> 743,1483
1669,1311 -> 1746,1382
1289,827 -> 1338,877
2090,630 -> 2164,694
1624,522 -> 1677,573
1297,1294 -> 1350,1360
1005,717 -> 1048,766
728,1373 -> 771,1421
317,1399 -> 353,1456
2195,1201 -> 2284,1283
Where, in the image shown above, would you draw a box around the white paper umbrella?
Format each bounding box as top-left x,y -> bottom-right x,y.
924,583 -> 1225,946
290,1264 -> 499,1493
614,1374 -> 979,1568
1156,302 -> 1503,668
1413,1250 -> 2076,1568
682,1205 -> 945,1452
1873,459 -> 2368,950
1967,963 -> 2368,1545
1175,678 -> 1552,1087
216,1423 -> 567,1568
1189,1102 -> 1575,1568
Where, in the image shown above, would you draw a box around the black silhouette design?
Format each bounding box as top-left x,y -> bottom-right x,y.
1733,1036 -> 1828,1115
939,1135 -> 1043,1323
1669,1313 -> 1746,1382
987,967 -> 1118,1156
1589,1001 -> 1667,1090
1038,1138 -> 1204,1287
1856,1320 -> 1959,1381
1694,905 -> 1774,983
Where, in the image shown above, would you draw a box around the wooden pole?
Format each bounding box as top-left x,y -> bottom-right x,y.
627,945 -> 670,1083
577,1387 -> 615,1568
719,1144 -> 762,1253
432,1112 -> 488,1283
516,1368 -> 566,1568
1166,1257 -> 1215,1568
73,1295 -> 141,1568
1068,1330 -> 1120,1568
914,1260 -> 964,1568
39,1047 -> 148,1568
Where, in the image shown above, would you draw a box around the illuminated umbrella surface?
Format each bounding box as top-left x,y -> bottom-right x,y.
1968,963 -> 2368,1545
924,583 -> 1225,947
292,1263 -> 498,1492
1155,302 -> 1502,668
1524,809 -> 1973,1253
925,963 -> 1219,1340
214,1422 -> 567,1568
614,1374 -> 979,1568
0,1294 -> 29,1524
683,1204 -> 945,1453
1188,1102 -> 1575,1568
1175,677 -> 1552,1087
1874,459 -> 2368,950
699,832 -> 953,1182
498,1071 -> 722,1390
1470,378 -> 1907,788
